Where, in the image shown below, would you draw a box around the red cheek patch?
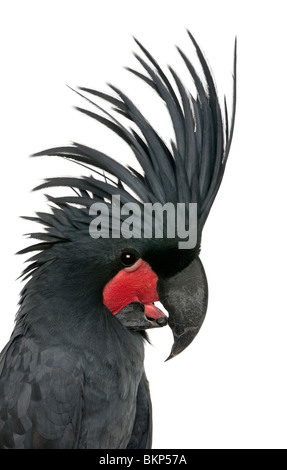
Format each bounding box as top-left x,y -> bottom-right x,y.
103,258 -> 159,315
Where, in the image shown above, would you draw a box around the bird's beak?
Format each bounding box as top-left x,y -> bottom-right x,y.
115,301 -> 168,331
157,257 -> 208,361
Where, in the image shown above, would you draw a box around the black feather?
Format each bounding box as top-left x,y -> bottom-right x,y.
30,33 -> 236,246
0,34 -> 236,449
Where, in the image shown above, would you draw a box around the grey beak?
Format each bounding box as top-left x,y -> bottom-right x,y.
157,257 -> 208,360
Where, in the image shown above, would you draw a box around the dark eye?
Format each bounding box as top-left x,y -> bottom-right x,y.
121,252 -> 137,267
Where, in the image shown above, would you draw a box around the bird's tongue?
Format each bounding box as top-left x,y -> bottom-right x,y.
144,303 -> 166,320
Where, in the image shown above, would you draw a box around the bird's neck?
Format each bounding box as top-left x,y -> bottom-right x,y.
15,271 -> 145,370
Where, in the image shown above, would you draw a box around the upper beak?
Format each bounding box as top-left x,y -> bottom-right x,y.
157,256 -> 208,361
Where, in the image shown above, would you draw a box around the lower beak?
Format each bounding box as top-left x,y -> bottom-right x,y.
157,256 -> 208,360
115,301 -> 168,331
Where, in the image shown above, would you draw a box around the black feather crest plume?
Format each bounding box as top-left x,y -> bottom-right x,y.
23,31 -> 236,258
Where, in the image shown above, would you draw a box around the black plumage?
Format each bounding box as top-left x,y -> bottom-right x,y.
0,32 -> 236,448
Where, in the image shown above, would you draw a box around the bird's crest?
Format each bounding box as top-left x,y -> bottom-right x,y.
19,31 -> 236,267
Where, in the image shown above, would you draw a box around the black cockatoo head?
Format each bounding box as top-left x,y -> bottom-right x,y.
19,32 -> 236,360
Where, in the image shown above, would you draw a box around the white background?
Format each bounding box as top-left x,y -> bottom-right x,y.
0,0 -> 286,449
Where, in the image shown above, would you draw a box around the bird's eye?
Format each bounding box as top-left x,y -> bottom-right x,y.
120,252 -> 137,267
